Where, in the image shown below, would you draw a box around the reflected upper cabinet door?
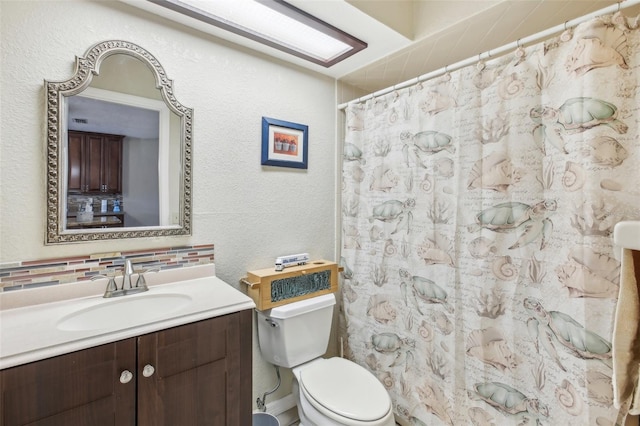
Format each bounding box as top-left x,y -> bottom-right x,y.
86,133 -> 104,193
103,135 -> 123,194
67,130 -> 123,194
68,132 -> 83,192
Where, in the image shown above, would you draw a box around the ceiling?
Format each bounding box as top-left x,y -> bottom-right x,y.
338,0 -> 638,96
67,96 -> 160,139
122,0 -> 639,99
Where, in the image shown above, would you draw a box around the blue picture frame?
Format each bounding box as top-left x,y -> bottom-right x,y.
261,117 -> 308,169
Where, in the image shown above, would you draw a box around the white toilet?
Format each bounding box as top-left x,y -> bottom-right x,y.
256,293 -> 395,426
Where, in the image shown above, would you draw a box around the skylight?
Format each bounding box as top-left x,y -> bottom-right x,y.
148,0 -> 367,67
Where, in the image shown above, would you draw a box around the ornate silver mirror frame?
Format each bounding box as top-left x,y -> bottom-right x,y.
45,40 -> 192,244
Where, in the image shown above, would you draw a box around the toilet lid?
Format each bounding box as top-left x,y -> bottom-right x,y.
299,357 -> 391,421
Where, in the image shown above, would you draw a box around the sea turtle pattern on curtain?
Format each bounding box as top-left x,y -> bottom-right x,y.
340,12 -> 640,426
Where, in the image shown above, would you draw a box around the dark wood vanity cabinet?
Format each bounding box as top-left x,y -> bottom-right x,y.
138,310 -> 252,425
0,338 -> 136,426
0,310 -> 252,426
68,130 -> 123,194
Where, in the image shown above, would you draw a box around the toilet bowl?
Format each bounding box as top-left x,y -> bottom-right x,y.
292,358 -> 395,426
256,293 -> 395,426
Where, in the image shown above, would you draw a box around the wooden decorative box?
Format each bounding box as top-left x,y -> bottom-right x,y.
242,260 -> 339,311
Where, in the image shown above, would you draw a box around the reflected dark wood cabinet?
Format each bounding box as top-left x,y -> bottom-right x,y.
68,130 -> 123,194
0,310 -> 252,426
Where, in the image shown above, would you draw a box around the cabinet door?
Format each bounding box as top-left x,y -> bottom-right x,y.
85,134 -> 104,193
67,131 -> 84,192
102,136 -> 123,193
137,310 -> 252,426
0,339 -> 136,426
66,131 -> 124,194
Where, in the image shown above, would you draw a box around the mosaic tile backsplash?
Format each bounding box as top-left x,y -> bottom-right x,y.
0,244 -> 214,292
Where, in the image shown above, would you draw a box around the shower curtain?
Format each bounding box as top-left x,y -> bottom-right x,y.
340,12 -> 640,426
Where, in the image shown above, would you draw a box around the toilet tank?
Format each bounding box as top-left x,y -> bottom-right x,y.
257,293 -> 336,368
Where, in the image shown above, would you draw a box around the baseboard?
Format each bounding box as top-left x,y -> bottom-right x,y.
265,393 -> 297,416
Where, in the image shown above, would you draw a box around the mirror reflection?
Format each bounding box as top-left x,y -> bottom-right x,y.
45,41 -> 192,244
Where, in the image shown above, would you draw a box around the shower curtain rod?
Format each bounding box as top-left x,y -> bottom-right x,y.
337,0 -> 640,110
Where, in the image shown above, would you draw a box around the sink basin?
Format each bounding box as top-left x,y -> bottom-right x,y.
56,293 -> 192,331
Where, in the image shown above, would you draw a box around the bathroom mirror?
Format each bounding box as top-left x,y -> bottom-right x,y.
45,40 -> 192,244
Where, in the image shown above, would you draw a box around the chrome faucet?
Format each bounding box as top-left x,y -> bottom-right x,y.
122,258 -> 134,290
95,258 -> 151,298
119,258 -> 150,296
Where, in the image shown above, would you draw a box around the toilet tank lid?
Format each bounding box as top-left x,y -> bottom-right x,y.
267,293 -> 336,319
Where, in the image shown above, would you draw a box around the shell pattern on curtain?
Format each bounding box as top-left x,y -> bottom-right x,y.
340,12 -> 640,426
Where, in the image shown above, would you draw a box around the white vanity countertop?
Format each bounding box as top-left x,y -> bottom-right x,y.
0,266 -> 255,370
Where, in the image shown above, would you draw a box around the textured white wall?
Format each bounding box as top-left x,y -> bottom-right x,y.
0,0 -> 338,406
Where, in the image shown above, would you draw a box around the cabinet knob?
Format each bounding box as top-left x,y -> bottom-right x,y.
142,364 -> 155,378
119,370 -> 133,384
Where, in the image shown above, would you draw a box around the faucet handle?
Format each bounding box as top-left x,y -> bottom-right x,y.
134,267 -> 159,290
91,274 -> 109,281
92,275 -> 118,298
137,265 -> 160,274
135,274 -> 149,291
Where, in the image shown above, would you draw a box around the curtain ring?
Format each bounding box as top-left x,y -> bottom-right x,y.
561,20 -> 573,42
443,65 -> 452,81
515,40 -> 525,59
476,53 -> 486,71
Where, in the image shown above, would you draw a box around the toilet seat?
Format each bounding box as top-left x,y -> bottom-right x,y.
299,357 -> 391,423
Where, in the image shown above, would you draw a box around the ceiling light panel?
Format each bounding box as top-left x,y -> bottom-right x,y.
148,0 -> 367,67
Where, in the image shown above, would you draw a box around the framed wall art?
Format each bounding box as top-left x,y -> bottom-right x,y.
261,117 -> 308,169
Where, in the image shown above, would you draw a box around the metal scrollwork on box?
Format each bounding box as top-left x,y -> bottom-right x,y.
270,270 -> 331,303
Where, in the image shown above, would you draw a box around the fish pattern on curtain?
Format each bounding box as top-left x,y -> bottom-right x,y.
340,12 -> 640,426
